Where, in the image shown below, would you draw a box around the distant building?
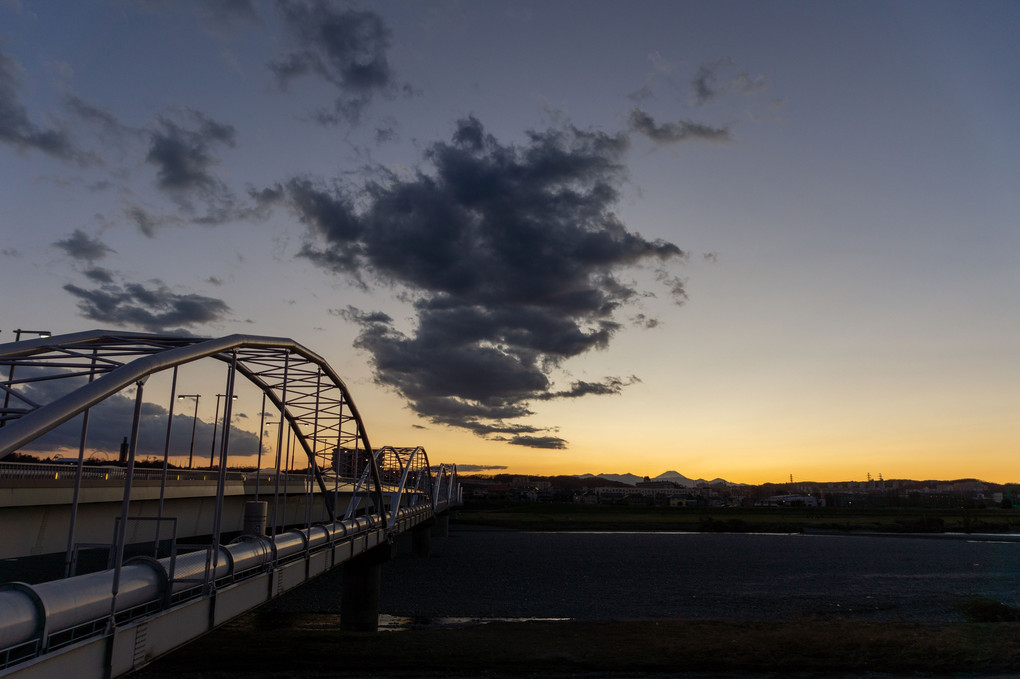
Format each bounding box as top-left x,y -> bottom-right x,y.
755,494 -> 825,508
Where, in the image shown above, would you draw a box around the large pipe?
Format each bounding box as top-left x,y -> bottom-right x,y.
0,514 -> 397,655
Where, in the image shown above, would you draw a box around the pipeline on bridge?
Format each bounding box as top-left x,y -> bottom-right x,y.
0,331 -> 461,678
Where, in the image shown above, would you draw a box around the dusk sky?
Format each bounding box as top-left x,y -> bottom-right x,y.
1,1 -> 1017,484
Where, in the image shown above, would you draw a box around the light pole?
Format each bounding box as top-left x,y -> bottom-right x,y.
209,393 -> 237,468
2,329 -> 51,428
177,394 -> 200,468
264,421 -> 279,467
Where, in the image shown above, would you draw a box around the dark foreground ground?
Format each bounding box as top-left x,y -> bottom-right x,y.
134,525 -> 1020,678
135,614 -> 1020,678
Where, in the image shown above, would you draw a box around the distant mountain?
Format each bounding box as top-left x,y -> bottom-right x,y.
576,472 -> 645,486
654,470 -> 697,487
577,471 -> 743,487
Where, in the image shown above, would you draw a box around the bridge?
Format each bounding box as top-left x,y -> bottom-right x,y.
0,331 -> 461,679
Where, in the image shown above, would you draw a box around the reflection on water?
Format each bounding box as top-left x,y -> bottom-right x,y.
379,614 -> 571,631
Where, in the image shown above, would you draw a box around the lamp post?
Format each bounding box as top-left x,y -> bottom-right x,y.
264,421 -> 279,466
177,394 -> 200,468
209,393 -> 237,468
2,329 -> 51,428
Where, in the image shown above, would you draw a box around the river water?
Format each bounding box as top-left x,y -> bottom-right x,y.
269,526 -> 1020,624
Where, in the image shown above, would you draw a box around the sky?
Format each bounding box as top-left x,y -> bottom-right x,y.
1,0 -> 1017,484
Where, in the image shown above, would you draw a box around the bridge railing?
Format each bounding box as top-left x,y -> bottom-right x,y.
0,505 -> 443,671
0,461 -> 318,486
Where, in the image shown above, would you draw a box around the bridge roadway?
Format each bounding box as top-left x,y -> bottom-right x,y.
0,331 -> 463,679
0,463 -> 374,561
0,463 -> 458,679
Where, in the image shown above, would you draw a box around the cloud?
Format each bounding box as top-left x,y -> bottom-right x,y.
20,377 -> 259,460
0,42 -> 76,159
533,376 -> 641,400
628,108 -> 731,144
83,267 -> 115,284
503,435 -> 567,450
52,229 -> 114,262
63,277 -> 230,333
288,117 -> 685,447
137,110 -> 271,230
146,110 -> 236,194
692,57 -> 769,106
450,464 -> 508,472
65,95 -> 133,140
271,1 -> 397,123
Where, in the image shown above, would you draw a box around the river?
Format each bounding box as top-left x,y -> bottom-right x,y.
265,525 -> 1020,623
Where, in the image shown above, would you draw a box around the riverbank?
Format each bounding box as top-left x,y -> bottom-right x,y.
134,613 -> 1020,678
455,502 -> 1020,535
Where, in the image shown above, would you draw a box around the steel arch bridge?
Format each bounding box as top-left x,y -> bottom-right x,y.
0,330 -> 460,678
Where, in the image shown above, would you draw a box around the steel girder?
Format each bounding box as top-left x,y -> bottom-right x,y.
0,330 -> 386,521
344,445 -> 458,529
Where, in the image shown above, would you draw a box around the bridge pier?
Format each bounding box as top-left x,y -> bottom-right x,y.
432,512 -> 450,539
411,519 -> 435,557
340,543 -> 395,632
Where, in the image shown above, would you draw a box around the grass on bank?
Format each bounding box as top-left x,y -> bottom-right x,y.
134,611 -> 1020,678
454,502 -> 1020,534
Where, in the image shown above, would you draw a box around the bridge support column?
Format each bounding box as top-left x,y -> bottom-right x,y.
411,522 -> 432,557
340,543 -> 393,632
432,513 -> 450,539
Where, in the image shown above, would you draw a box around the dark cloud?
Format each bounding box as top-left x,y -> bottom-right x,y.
271,1 -> 396,124
135,111 -> 275,231
503,435 -> 567,450
291,117 -> 684,447
628,108 -> 731,144
533,376 -> 640,400
125,205 -> 175,237
450,464 -> 508,472
146,111 -> 236,194
21,378 -> 259,460
632,313 -> 659,330
83,267 -> 116,284
0,42 -> 76,159
63,277 -> 230,333
52,229 -> 114,262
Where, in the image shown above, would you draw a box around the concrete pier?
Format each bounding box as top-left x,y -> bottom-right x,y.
340,543 -> 395,632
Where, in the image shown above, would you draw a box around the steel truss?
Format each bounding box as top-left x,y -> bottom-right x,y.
0,330 -> 393,520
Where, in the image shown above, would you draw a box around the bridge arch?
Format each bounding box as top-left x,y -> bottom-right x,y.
0,330 -> 391,519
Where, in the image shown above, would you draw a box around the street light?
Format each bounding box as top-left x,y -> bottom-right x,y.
13,329 -> 51,342
209,393 -> 237,468
2,329 -> 51,428
177,394 -> 201,468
